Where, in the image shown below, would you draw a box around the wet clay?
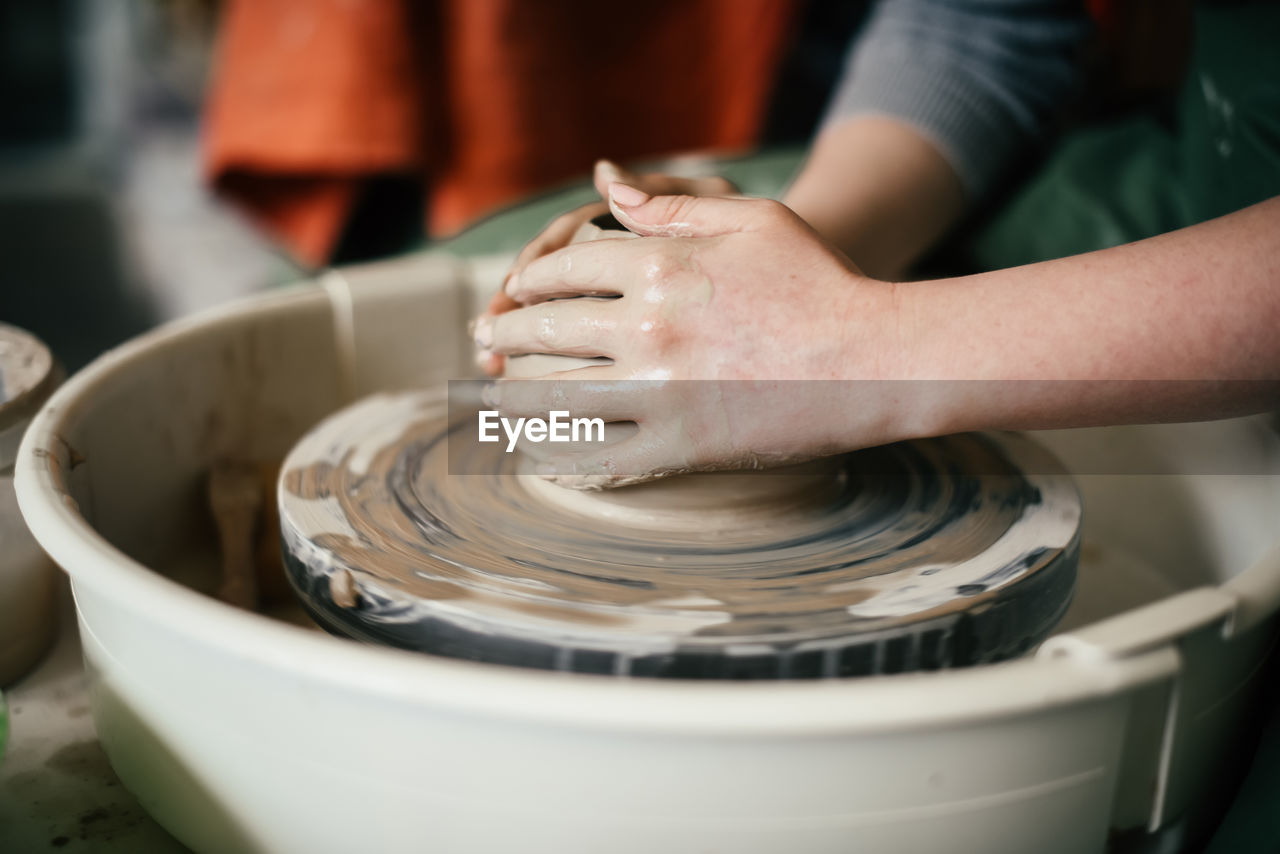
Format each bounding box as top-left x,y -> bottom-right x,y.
208,459 -> 291,612
278,390 -> 1082,677
209,461 -> 262,609
277,218 -> 1079,677
0,323 -> 55,409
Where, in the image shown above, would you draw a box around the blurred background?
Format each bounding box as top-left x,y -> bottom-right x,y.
0,0 -> 867,372
0,0 -> 299,371
2,0 -> 1273,374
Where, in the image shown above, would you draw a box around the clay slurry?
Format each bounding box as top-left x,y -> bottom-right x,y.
277,391 -> 1082,679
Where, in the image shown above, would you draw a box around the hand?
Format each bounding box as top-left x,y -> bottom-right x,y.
476,183 -> 908,487
475,160 -> 738,375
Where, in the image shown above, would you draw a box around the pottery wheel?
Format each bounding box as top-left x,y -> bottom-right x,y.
279,390 -> 1081,679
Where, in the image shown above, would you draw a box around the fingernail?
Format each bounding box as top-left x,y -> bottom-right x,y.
503,271 -> 518,296
481,382 -> 501,407
596,159 -> 622,183
609,182 -> 650,208
475,347 -> 494,370
473,315 -> 493,349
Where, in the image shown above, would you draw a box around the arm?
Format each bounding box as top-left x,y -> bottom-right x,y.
785,0 -> 1090,279
484,188 -> 1279,485
900,195 -> 1280,434
783,116 -> 965,281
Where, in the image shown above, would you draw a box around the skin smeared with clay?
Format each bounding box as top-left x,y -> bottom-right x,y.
476,160 -> 739,377
483,186 -> 1280,491
479,185 -> 904,489
499,210 -> 859,384
477,200 -> 892,489
478,176 -> 1280,491
278,391 -> 1081,674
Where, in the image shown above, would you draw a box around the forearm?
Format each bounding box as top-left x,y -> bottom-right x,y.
784,116 -> 965,280
893,197 -> 1280,435
788,0 -> 1088,279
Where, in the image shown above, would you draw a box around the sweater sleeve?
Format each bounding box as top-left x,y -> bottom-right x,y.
823,0 -> 1091,199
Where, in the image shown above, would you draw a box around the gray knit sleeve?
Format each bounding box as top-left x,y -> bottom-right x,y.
823,0 -> 1091,199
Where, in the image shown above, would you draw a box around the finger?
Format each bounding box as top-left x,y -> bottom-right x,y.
487,291 -> 520,315
504,353 -> 611,379
607,183 -> 790,239
489,298 -> 622,357
478,292 -> 523,373
510,202 -> 610,277
471,308 -> 513,376
506,237 -> 661,304
478,349 -> 504,376
592,159 -> 634,197
490,376 -> 643,423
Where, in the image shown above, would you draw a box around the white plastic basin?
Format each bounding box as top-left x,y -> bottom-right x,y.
15,252 -> 1280,853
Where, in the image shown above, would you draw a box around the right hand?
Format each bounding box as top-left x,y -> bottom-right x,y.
475,159 -> 738,375
481,184 -> 903,489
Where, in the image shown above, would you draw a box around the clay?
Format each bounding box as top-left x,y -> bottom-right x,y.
278,391 -> 1081,676
210,461 -> 262,609
0,324 -> 55,411
209,459 -> 290,611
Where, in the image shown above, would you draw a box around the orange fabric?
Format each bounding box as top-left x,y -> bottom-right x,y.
204,0 -> 801,267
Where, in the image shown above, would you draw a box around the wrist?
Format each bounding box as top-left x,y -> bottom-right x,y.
863,275 -> 974,443
820,273 -> 933,450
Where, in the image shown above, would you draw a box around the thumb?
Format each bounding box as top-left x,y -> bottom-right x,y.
607,182 -> 780,239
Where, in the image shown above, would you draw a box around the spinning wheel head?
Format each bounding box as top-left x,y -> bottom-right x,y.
279,391 -> 1081,679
